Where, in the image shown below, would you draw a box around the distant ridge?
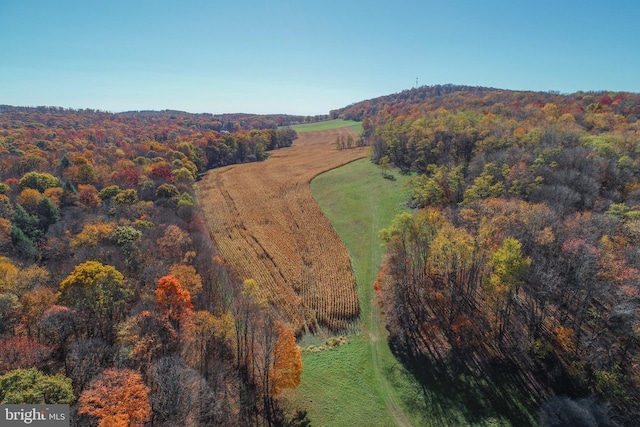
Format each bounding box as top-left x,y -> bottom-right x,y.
0,104 -> 329,130
330,84 -> 640,122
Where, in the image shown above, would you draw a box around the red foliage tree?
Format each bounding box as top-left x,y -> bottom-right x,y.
111,168 -> 141,188
150,166 -> 173,182
0,336 -> 51,374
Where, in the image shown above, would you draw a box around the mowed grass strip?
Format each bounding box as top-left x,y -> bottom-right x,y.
286,159 -> 428,427
290,119 -> 363,134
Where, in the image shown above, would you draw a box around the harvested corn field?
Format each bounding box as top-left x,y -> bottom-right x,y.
197,128 -> 368,333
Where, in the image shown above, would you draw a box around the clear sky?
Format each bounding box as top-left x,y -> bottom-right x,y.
1,0 -> 639,115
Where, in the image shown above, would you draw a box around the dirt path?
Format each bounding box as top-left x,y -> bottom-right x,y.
197,128 -> 367,333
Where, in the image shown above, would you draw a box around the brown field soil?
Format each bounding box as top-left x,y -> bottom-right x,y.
197,128 -> 368,333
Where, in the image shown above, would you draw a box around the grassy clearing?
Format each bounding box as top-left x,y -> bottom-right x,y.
288,158 -> 531,426
311,159 -> 408,323
289,333 -> 397,426
289,119 -> 363,134
284,159 -> 426,427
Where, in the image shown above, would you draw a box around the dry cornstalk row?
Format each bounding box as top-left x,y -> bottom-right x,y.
198,128 -> 366,333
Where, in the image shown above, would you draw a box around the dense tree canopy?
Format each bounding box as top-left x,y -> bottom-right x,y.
366,85 -> 640,425
0,368 -> 74,404
0,105 -> 311,426
3,86 -> 640,425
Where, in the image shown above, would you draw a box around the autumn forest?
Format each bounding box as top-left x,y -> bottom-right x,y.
0,107 -> 309,425
1,85 -> 640,426
335,85 -> 640,426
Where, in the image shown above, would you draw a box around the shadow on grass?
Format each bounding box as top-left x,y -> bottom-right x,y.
389,339 -> 542,427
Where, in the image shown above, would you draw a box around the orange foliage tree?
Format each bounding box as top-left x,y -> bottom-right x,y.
271,321 -> 302,396
78,368 -> 151,427
155,275 -> 193,330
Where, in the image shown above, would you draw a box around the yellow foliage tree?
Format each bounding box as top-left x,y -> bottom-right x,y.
0,218 -> 10,247
485,237 -> 531,343
58,261 -> 130,338
12,265 -> 50,298
168,264 -> 202,297
70,221 -> 117,249
17,188 -> 41,213
553,325 -> 575,353
0,257 -> 18,293
184,310 -> 235,373
43,187 -> 63,207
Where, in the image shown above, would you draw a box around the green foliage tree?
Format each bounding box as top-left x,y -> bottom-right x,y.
98,184 -> 121,200
0,195 -> 13,219
19,172 -> 59,193
75,163 -> 98,185
0,368 -> 74,404
407,164 -> 465,207
378,156 -> 390,177
0,293 -> 20,334
9,226 -> 37,260
110,226 -> 142,268
110,226 -> 142,247
36,196 -> 60,230
113,189 -> 138,206
156,183 -> 180,200
177,192 -> 195,207
173,167 -> 196,185
59,154 -> 72,169
12,204 -> 41,241
463,162 -> 506,203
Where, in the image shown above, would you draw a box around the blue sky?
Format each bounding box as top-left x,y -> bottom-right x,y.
1,1 -> 639,115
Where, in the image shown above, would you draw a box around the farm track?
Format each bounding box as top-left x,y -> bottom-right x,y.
197,128 -> 368,333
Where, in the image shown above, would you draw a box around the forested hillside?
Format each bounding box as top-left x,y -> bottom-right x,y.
0,106 -> 305,426
334,85 -> 640,425
3,85 -> 640,425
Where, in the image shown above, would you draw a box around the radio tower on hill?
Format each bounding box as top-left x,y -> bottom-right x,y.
416,77 -> 419,88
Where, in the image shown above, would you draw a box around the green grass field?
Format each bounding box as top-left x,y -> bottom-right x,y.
287,158 -> 533,427
289,118 -> 363,134
285,159 -> 426,427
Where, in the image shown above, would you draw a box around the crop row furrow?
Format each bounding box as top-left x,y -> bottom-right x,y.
198,128 -> 367,333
